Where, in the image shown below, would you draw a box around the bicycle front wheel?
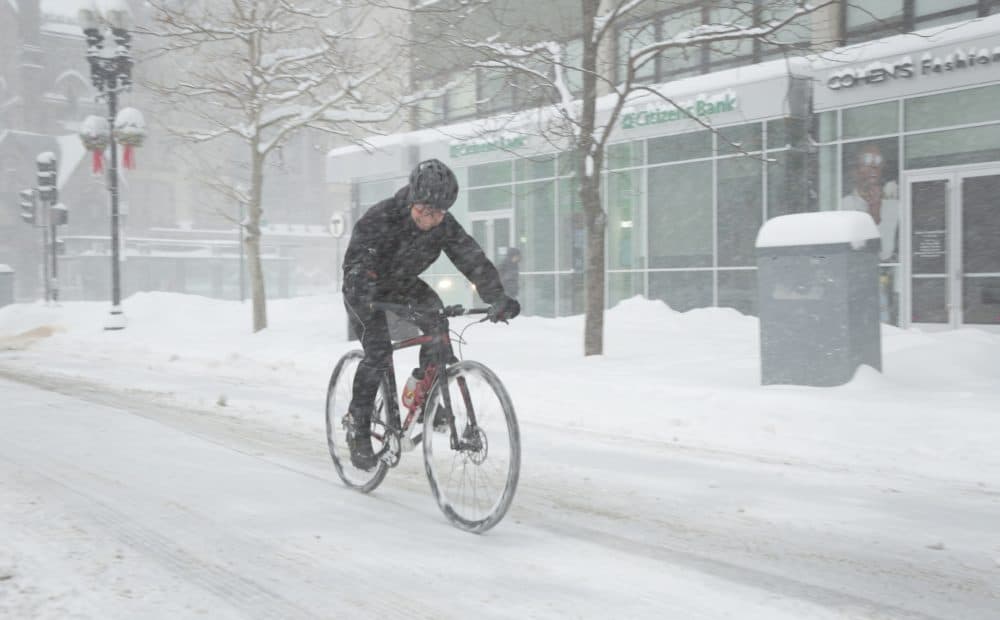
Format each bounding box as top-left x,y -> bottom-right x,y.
422,360 -> 520,533
325,350 -> 389,493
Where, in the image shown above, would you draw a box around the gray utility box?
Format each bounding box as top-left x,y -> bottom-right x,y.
755,212 -> 882,387
0,265 -> 13,308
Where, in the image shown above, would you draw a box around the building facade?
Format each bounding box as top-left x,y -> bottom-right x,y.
328,2 -> 1000,331
3,1 -> 344,304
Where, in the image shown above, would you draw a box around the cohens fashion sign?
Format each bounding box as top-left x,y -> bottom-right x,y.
826,46 -> 1000,90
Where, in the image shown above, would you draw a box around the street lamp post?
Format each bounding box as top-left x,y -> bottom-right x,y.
79,3 -> 132,330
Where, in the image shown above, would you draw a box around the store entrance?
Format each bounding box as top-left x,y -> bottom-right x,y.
470,213 -> 513,264
905,167 -> 1000,329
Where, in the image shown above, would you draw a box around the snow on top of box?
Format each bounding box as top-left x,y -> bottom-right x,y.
755,211 -> 880,250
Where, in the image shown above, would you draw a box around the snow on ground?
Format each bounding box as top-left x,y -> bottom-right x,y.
2,291 -> 998,484
1,292 -> 999,619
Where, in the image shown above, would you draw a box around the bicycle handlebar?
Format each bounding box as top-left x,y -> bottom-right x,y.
370,301 -> 490,319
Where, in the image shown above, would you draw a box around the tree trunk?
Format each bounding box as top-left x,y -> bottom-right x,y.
581,175 -> 605,356
579,0 -> 604,357
246,150 -> 268,332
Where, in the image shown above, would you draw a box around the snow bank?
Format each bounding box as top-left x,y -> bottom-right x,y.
2,292 -> 999,484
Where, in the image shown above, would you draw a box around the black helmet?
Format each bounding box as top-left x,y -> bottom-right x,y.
408,159 -> 458,211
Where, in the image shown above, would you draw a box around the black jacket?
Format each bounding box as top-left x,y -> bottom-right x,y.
342,186 -> 506,305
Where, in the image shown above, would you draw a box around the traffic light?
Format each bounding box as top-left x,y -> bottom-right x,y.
50,202 -> 68,226
36,152 -> 58,204
19,189 -> 37,225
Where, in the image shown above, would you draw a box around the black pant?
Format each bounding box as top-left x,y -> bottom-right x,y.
344,278 -> 453,423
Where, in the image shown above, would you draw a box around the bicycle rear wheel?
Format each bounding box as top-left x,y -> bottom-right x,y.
326,350 -> 389,493
422,360 -> 520,533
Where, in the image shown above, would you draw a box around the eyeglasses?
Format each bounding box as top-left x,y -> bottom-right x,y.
415,204 -> 445,220
860,152 -> 884,166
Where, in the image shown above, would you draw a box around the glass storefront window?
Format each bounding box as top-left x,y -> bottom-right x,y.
766,150 -> 805,219
522,274 -> 556,317
516,181 -> 556,271
558,149 -> 582,176
648,130 -> 712,164
816,144 -> 839,212
606,170 -> 644,270
608,271 -> 644,308
468,161 -> 512,187
468,186 -> 513,212
648,161 -> 712,268
558,272 -> 584,316
841,138 -> 901,262
843,101 -> 898,139
905,84 -> 1000,132
766,118 -> 807,150
557,177 -> 585,272
905,124 -> 1000,169
718,269 -> 757,316
717,156 -> 762,267
607,141 -> 644,170
649,270 -> 712,312
515,154 -> 556,181
717,123 -> 762,156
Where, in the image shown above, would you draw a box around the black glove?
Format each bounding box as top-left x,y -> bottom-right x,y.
488,296 -> 520,323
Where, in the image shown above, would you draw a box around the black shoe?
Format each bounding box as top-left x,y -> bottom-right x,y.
345,414 -> 378,471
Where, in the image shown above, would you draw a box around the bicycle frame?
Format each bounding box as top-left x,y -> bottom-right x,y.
370,307 -> 485,462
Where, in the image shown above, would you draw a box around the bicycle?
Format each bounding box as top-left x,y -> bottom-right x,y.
325,301 -> 521,533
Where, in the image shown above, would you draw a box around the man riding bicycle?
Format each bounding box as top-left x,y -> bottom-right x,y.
342,159 -> 520,470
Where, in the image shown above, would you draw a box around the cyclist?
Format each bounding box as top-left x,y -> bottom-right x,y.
341,158 -> 520,470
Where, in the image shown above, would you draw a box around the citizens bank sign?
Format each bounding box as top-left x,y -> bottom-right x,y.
450,135 -> 527,158
826,46 -> 1000,90
620,90 -> 738,130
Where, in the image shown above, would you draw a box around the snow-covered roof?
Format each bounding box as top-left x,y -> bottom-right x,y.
327,53 -> 804,182
0,264 -> 13,274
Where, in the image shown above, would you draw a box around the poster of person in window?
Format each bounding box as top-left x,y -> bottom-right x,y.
841,138 -> 900,324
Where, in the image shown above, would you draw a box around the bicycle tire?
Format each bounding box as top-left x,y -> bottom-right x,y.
422,360 -> 520,533
325,350 -> 389,493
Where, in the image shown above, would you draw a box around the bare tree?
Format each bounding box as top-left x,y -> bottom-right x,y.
139,0 -> 413,332
423,0 -> 836,355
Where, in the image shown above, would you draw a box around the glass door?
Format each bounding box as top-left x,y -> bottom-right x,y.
470,215 -> 513,263
908,176 -> 952,326
905,167 -> 1000,329
960,172 -> 1000,326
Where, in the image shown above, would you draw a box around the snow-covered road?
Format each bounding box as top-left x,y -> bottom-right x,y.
2,370 -> 996,620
